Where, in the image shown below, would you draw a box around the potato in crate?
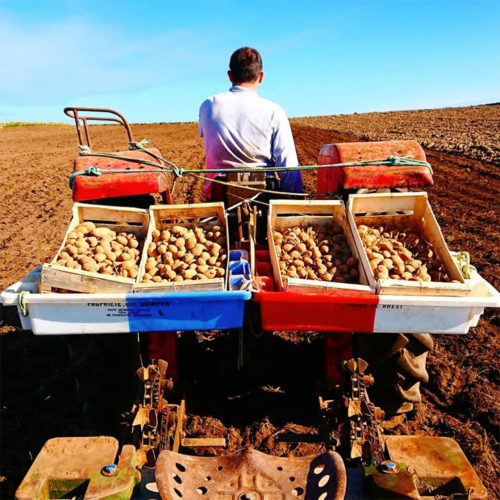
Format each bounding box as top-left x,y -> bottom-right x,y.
347,192 -> 471,296
40,203 -> 149,293
268,200 -> 373,293
135,203 -> 229,292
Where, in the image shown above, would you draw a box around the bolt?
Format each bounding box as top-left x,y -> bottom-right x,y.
379,461 -> 398,474
101,463 -> 118,476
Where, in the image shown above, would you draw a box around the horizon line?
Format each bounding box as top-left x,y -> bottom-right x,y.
1,101 -> 498,128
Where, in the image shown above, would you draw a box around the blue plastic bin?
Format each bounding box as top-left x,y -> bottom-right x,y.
126,291 -> 251,332
229,261 -> 250,275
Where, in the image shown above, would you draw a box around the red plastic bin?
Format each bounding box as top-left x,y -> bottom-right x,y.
253,250 -> 378,333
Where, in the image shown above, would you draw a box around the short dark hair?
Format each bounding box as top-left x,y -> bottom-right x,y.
229,47 -> 263,84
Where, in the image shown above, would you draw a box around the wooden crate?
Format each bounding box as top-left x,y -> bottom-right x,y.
347,192 -> 471,296
40,204 -> 149,294
134,203 -> 229,292
268,200 -> 373,293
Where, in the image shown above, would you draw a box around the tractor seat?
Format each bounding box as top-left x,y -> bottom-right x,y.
156,448 -> 346,499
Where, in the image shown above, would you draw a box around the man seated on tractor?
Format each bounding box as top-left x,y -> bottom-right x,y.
199,47 -> 303,201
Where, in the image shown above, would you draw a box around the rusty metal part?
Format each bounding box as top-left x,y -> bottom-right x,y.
237,206 -> 244,241
16,437 -> 140,500
354,333 -> 434,414
131,359 -> 224,469
320,358 -> 487,499
64,107 -> 133,149
384,436 -> 487,499
397,348 -> 429,383
342,358 -> 386,466
226,170 -> 266,207
158,400 -> 185,456
181,437 -> 227,447
252,204 -> 258,241
156,448 -> 346,500
396,381 -> 423,403
131,360 -> 185,468
234,199 -> 259,244
319,358 -> 384,461
366,463 -> 420,499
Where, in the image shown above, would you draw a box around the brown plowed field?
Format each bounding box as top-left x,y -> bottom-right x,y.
293,103 -> 500,165
1,105 -> 499,498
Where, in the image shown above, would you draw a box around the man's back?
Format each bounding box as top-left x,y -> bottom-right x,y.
199,85 -> 298,172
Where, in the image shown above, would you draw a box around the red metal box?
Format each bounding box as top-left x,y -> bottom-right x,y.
317,140 -> 433,194
72,148 -> 170,202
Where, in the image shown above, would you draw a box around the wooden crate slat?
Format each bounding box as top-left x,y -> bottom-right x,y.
420,205 -> 464,282
134,278 -> 224,293
40,266 -> 133,294
347,209 -> 378,292
74,204 -> 150,227
269,199 -> 344,225
151,203 -> 226,225
347,191 -> 426,216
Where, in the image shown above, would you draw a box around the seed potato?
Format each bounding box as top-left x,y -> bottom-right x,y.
358,224 -> 450,283
273,225 -> 360,285
205,268 -> 217,279
140,223 -> 227,285
91,227 -> 111,238
54,222 -> 143,284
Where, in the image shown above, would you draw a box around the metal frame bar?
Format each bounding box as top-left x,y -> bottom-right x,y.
64,107 -> 134,149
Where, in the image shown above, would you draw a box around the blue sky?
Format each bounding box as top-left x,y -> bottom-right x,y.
1,0 -> 499,123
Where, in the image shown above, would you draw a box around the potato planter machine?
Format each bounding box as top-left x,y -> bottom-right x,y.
2,108 -> 499,500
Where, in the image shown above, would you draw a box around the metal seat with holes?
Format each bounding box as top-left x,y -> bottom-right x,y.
155,448 -> 346,499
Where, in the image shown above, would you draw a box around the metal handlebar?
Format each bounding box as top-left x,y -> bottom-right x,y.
64,107 -> 134,150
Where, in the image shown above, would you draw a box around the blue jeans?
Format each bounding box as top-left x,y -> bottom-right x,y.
277,169 -> 303,194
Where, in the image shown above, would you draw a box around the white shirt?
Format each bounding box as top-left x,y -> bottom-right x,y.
199,86 -> 299,194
